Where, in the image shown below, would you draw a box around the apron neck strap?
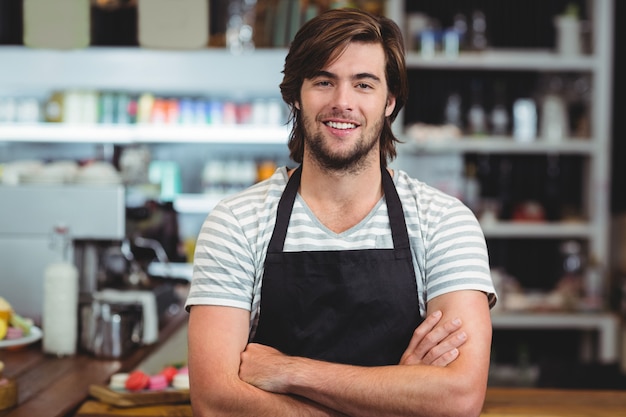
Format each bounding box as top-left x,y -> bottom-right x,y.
268,164 -> 410,252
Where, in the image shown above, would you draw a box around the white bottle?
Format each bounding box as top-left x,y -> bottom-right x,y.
513,98 -> 537,142
42,225 -> 79,357
541,94 -> 569,141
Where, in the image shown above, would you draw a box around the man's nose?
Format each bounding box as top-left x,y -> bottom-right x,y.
331,83 -> 353,111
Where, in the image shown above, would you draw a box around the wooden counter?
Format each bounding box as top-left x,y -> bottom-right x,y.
74,386 -> 626,416
3,308 -> 626,417
0,308 -> 188,417
482,387 -> 626,416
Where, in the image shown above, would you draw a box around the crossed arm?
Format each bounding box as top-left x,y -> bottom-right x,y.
187,289 -> 492,417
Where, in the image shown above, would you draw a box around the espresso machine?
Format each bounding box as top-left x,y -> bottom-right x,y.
0,183 -> 126,323
1,175 -> 190,353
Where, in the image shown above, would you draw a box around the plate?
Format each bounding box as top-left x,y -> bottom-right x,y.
0,326 -> 42,349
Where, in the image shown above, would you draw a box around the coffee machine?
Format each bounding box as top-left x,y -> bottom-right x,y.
0,184 -> 126,323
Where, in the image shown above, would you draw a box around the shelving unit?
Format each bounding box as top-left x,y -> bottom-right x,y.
387,0 -> 619,366
395,0 -> 613,260
0,45 -> 290,146
0,0 -> 620,367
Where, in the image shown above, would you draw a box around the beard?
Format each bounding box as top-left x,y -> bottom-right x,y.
303,112 -> 385,174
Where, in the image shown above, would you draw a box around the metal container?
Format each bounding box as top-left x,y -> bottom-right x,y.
80,299 -> 143,359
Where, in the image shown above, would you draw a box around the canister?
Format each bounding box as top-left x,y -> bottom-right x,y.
23,0 -> 90,49
137,0 -> 209,49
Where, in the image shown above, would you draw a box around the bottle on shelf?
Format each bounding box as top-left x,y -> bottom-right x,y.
44,92 -> 64,123
490,81 -> 509,136
444,92 -> 463,129
512,98 -> 537,142
462,161 -> 481,215
452,12 -> 468,51
582,255 -> 605,311
469,9 -> 488,51
467,80 -> 487,136
540,76 -> 569,142
226,0 -> 256,53
557,239 -> 585,309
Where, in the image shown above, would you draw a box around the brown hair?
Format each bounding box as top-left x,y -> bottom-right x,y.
280,8 -> 408,166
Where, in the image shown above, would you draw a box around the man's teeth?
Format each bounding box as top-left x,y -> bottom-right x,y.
326,121 -> 356,129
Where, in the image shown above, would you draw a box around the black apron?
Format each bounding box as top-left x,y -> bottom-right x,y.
252,165 -> 422,366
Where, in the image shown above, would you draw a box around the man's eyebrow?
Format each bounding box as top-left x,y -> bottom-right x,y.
354,72 -> 382,83
310,70 -> 382,82
310,70 -> 337,79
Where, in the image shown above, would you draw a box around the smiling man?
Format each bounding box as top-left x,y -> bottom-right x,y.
186,8 -> 496,417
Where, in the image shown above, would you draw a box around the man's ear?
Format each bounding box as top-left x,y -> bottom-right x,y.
385,96 -> 396,117
294,101 -> 301,110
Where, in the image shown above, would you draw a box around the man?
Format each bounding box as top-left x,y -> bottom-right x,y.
186,8 -> 496,417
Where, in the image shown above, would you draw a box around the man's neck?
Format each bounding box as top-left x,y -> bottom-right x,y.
298,156 -> 385,233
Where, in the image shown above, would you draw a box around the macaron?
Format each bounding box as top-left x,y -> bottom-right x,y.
5,327 -> 23,340
125,370 -> 150,391
148,374 -> 168,391
109,373 -> 129,390
172,373 -> 190,390
160,366 -> 178,384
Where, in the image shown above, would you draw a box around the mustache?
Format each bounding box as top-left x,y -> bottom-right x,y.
317,112 -> 362,123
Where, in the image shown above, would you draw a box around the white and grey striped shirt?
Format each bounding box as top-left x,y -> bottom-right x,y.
185,166 -> 497,333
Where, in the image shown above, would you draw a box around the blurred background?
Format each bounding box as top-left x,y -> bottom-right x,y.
0,0 -> 625,389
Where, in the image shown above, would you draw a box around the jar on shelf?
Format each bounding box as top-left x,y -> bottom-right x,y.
23,0 -> 90,49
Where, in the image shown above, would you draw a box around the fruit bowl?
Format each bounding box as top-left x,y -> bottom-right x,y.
0,326 -> 42,349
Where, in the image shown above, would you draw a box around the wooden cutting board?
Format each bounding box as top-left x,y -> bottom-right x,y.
87,384 -> 190,408
75,400 -> 193,417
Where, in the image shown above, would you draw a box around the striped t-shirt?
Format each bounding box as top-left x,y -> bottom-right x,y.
185,166 -> 497,334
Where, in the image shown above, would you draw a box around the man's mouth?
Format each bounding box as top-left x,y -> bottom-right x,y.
325,121 -> 358,130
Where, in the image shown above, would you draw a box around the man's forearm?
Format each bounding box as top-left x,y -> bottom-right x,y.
279,356 -> 480,417
239,293 -> 493,417
239,344 -> 485,417
190,375 -> 348,417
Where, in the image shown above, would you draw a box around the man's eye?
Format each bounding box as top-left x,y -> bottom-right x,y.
357,83 -> 373,89
316,80 -> 332,87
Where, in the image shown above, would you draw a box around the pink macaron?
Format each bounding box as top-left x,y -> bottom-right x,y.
5,327 -> 23,340
148,374 -> 168,391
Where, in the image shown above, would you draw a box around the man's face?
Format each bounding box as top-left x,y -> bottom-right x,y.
297,42 -> 396,173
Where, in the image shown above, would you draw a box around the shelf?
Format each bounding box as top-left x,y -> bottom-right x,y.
0,46 -> 288,96
405,49 -> 598,71
491,311 -> 620,363
0,123 -> 290,145
400,137 -> 596,155
480,222 -> 591,239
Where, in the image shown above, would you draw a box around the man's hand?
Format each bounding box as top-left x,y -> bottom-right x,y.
240,310 -> 466,395
399,310 -> 467,366
240,343 -> 291,393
